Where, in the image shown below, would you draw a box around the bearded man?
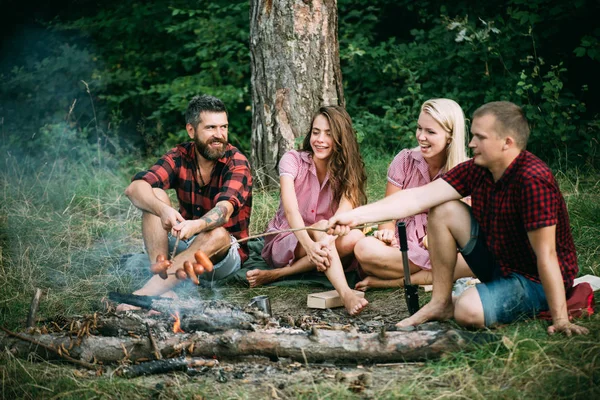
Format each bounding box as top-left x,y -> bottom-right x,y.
120,95 -> 252,309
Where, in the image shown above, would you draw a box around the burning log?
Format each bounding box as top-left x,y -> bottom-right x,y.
1,326 -> 498,365
107,293 -> 257,332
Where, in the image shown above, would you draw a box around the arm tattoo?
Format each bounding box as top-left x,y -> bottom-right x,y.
200,204 -> 229,230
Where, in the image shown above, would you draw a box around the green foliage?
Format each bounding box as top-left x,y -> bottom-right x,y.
1,0 -> 598,166
574,30 -> 600,61
0,42 -> 98,144
0,0 -> 251,159
339,0 -> 600,165
61,0 -> 252,154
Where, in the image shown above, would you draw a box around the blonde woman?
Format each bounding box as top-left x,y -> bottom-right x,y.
354,98 -> 472,290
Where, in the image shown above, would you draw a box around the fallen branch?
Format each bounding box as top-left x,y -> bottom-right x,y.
146,323 -> 162,360
26,288 -> 43,328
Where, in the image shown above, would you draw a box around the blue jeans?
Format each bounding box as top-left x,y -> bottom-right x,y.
458,212 -> 549,326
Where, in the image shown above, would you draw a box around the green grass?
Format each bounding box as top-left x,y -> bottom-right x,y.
1,144 -> 599,399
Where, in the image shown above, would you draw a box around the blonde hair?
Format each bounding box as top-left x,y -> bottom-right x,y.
421,98 -> 468,171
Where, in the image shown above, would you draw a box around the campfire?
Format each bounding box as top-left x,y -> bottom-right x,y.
0,290 -> 499,379
171,311 -> 185,334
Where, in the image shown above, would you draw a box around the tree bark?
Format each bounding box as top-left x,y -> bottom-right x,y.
250,0 -> 345,186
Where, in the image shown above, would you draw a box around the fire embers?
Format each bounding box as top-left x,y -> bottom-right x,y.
149,250 -> 214,286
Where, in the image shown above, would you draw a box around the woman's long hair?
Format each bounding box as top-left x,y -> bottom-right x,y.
302,105 -> 367,208
421,99 -> 468,171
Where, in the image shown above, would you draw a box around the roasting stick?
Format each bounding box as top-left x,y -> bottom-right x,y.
170,234 -> 181,261
208,219 -> 394,259
163,219 -> 393,277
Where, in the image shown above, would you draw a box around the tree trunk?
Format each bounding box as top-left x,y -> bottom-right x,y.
250,0 -> 345,186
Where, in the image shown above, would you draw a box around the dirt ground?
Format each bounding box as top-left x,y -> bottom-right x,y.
108,284 -> 437,397
64,283 -> 436,397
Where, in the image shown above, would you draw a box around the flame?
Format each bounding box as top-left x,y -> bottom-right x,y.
171,311 -> 185,333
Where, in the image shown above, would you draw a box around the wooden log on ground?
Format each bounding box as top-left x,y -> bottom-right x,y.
0,327 -> 498,365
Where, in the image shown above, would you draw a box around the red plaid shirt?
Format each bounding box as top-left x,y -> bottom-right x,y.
133,142 -> 252,262
443,151 -> 578,288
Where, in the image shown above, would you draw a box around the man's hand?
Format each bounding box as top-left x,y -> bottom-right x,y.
159,206 -> 184,231
374,229 -> 398,246
547,319 -> 589,336
327,213 -> 360,236
172,219 -> 201,240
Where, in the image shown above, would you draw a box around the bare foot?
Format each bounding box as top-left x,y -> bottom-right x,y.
246,269 -> 280,288
396,300 -> 453,328
355,276 -> 403,291
341,291 -> 369,316
116,303 -> 141,312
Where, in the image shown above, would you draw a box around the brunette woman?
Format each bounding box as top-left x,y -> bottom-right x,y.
246,106 -> 368,315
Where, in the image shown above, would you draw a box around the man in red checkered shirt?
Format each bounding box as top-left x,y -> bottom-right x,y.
329,101 -> 588,336
120,95 -> 252,309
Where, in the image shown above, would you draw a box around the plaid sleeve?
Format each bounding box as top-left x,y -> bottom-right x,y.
132,148 -> 179,190
215,151 -> 252,212
442,159 -> 474,197
387,149 -> 410,188
521,173 -> 559,231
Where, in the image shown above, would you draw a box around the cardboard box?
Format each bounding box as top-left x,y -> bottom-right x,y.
307,289 -> 365,309
574,274 -> 600,291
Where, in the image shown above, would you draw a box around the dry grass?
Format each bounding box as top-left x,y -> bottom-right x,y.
0,148 -> 599,399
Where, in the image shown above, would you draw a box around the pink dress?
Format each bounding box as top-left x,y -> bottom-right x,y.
388,148 -> 444,270
262,150 -> 339,268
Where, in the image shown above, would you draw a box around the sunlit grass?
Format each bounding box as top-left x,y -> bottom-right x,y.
0,144 -> 599,399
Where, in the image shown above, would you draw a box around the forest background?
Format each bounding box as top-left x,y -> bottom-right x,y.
1,0 -> 599,166
0,1 -> 599,398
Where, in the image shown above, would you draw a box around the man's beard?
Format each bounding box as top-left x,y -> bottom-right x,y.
195,136 -> 227,161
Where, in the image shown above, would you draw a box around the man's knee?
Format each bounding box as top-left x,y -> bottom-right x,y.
429,200 -> 471,244
152,188 -> 171,204
429,200 -> 468,223
142,189 -> 171,220
204,227 -> 230,245
453,288 -> 485,328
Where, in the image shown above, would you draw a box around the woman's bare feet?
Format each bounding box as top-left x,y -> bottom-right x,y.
340,291 -> 369,316
396,300 -> 453,327
246,269 -> 281,288
355,276 -> 404,291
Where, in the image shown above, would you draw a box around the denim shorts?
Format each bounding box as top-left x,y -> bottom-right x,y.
168,234 -> 241,287
458,212 -> 549,327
